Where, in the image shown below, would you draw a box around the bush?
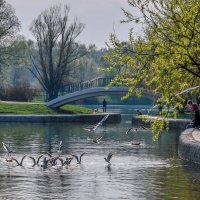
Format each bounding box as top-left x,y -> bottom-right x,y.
0,81 -> 38,102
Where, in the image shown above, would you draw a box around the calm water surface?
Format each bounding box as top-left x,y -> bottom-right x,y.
0,109 -> 200,200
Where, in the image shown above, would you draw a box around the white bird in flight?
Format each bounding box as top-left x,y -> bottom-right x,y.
2,142 -> 14,156
175,86 -> 200,96
83,114 -> 109,132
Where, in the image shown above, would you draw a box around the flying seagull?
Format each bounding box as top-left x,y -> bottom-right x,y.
131,141 -> 141,145
2,142 -> 13,156
175,86 -> 200,96
104,152 -> 113,165
126,125 -> 148,134
56,141 -> 63,154
28,155 -> 44,167
83,114 -> 109,132
83,114 -> 109,131
125,127 -> 138,134
93,136 -> 103,144
11,155 -> 27,166
71,152 -> 86,164
58,157 -> 73,166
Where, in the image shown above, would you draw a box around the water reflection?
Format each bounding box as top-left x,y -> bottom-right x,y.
0,116 -> 199,199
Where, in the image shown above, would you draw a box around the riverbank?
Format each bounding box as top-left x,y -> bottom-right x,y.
178,128 -> 200,164
132,115 -> 190,129
0,113 -> 121,123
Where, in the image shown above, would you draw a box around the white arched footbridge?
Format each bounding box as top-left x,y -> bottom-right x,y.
46,86 -> 129,108
46,77 -> 157,108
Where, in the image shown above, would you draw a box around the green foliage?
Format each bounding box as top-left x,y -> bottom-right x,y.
0,1 -> 27,71
104,0 -> 200,138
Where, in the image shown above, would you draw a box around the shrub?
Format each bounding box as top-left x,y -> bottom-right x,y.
1,81 -> 38,102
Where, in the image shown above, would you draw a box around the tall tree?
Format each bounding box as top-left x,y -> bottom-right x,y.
104,0 -> 200,138
29,4 -> 85,101
0,0 -> 22,70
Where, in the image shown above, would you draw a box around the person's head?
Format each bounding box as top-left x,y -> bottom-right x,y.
187,100 -> 192,105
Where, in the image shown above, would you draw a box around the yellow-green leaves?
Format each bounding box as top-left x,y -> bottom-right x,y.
103,0 -> 200,139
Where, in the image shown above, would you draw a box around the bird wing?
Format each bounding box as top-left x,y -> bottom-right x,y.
71,154 -> 79,163
20,155 -> 27,166
36,154 -> 43,165
97,136 -> 103,142
58,141 -> 63,151
125,127 -> 133,134
175,86 -> 200,96
83,126 -> 94,132
93,115 -> 109,131
107,152 -> 113,162
80,152 -> 86,158
80,152 -> 86,163
46,152 -> 52,158
11,157 -> 19,166
2,142 -> 10,153
29,156 -> 36,166
99,114 -> 109,125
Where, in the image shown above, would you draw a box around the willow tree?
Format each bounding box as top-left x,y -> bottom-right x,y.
29,4 -> 85,101
104,0 -> 200,138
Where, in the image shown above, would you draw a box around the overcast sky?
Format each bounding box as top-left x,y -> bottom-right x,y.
6,0 -> 142,49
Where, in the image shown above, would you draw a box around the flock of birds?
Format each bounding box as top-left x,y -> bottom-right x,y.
1,114 -> 148,169
1,140 -> 114,169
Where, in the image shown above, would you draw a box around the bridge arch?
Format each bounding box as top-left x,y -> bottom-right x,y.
46,87 -> 130,108
45,77 -> 157,108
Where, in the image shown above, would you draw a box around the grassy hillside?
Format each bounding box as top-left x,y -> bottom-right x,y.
0,101 -> 92,114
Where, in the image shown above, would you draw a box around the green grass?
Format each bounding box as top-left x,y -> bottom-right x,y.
0,101 -> 93,114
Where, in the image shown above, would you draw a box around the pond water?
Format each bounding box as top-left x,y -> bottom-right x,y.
0,108 -> 200,200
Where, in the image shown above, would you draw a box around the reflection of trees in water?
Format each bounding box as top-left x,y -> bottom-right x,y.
0,123 -> 85,154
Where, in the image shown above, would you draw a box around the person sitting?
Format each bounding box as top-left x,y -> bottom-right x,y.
186,100 -> 200,128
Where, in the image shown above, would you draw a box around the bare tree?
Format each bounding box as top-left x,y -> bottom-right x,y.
29,4 -> 85,101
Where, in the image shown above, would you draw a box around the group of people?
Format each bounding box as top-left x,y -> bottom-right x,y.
186,99 -> 200,128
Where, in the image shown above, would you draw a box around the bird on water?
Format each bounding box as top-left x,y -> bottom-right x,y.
71,152 -> 86,164
10,155 -> 27,166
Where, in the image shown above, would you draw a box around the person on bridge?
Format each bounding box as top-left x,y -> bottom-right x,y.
102,99 -> 107,112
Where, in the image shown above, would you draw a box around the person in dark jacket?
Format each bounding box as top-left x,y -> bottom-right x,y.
102,99 -> 107,112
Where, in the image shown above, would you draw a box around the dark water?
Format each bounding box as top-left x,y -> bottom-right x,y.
0,112 -> 200,199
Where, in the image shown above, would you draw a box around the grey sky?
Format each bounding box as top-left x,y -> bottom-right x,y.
6,0 -> 142,49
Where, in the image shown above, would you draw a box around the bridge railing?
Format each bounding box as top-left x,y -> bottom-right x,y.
57,77 -> 113,96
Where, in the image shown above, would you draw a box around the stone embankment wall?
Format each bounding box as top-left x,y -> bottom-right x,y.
178,129 -> 200,164
132,115 -> 190,129
0,113 -> 121,123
